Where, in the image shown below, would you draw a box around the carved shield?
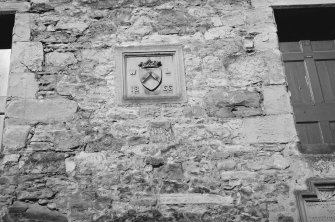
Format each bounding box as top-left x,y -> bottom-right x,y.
139,68 -> 162,91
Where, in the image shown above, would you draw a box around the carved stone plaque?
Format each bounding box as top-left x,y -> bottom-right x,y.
296,178 -> 335,222
116,45 -> 186,104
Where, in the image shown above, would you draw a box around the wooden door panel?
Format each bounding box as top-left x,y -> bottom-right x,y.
296,122 -> 322,144
311,40 -> 335,51
315,60 -> 335,102
280,40 -> 335,153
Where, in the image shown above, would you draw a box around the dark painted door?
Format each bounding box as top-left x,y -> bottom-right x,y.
280,40 -> 335,154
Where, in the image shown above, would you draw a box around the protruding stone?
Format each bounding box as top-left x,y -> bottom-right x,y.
204,26 -> 234,40
7,99 -> 78,122
11,42 -> 43,72
159,193 -> 233,205
266,153 -> 290,170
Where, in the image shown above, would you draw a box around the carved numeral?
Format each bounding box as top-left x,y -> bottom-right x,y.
131,86 -> 140,94
162,85 -> 173,93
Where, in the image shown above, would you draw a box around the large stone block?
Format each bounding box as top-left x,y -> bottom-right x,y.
159,193 -> 233,205
242,114 -> 298,143
263,85 -> 292,114
13,13 -> 31,42
228,51 -> 285,86
6,99 -> 78,122
205,89 -> 261,118
2,125 -> 31,153
11,42 -> 43,72
0,2 -> 31,12
7,73 -> 38,99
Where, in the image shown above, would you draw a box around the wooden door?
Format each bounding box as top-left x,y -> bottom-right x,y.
280,40 -> 335,154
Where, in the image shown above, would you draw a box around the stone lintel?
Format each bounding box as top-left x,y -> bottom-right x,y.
0,2 -> 31,12
159,193 -> 234,205
13,13 -> 31,42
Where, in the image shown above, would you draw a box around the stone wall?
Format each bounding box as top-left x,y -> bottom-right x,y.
0,0 -> 334,221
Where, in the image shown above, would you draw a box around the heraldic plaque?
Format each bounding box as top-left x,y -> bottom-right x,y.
116,45 -> 186,104
296,178 -> 335,222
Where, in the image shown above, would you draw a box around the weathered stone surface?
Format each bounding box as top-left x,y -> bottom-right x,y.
2,125 -> 31,153
7,99 -> 78,122
149,121 -> 175,143
21,152 -> 66,174
0,0 -> 313,221
4,203 -> 68,222
204,26 -> 234,40
266,153 -> 291,170
11,42 -> 43,72
13,13 -> 31,42
45,52 -> 77,69
263,85 -> 292,114
55,18 -> 89,33
7,73 -> 38,99
242,114 -> 298,143
159,193 -> 233,205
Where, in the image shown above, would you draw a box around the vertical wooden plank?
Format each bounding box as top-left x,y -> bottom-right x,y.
330,121 -> 335,143
301,41 -> 324,104
285,62 -> 313,104
319,121 -> 334,143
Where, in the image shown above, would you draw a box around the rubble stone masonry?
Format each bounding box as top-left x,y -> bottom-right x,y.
0,0 -> 333,221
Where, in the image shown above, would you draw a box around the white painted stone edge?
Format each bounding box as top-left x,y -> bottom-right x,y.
271,0 -> 335,7
0,115 -> 4,148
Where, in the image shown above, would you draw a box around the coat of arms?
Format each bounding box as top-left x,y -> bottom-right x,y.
138,59 -> 162,91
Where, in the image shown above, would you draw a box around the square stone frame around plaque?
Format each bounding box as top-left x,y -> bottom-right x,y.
115,45 -> 187,104
295,178 -> 335,222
